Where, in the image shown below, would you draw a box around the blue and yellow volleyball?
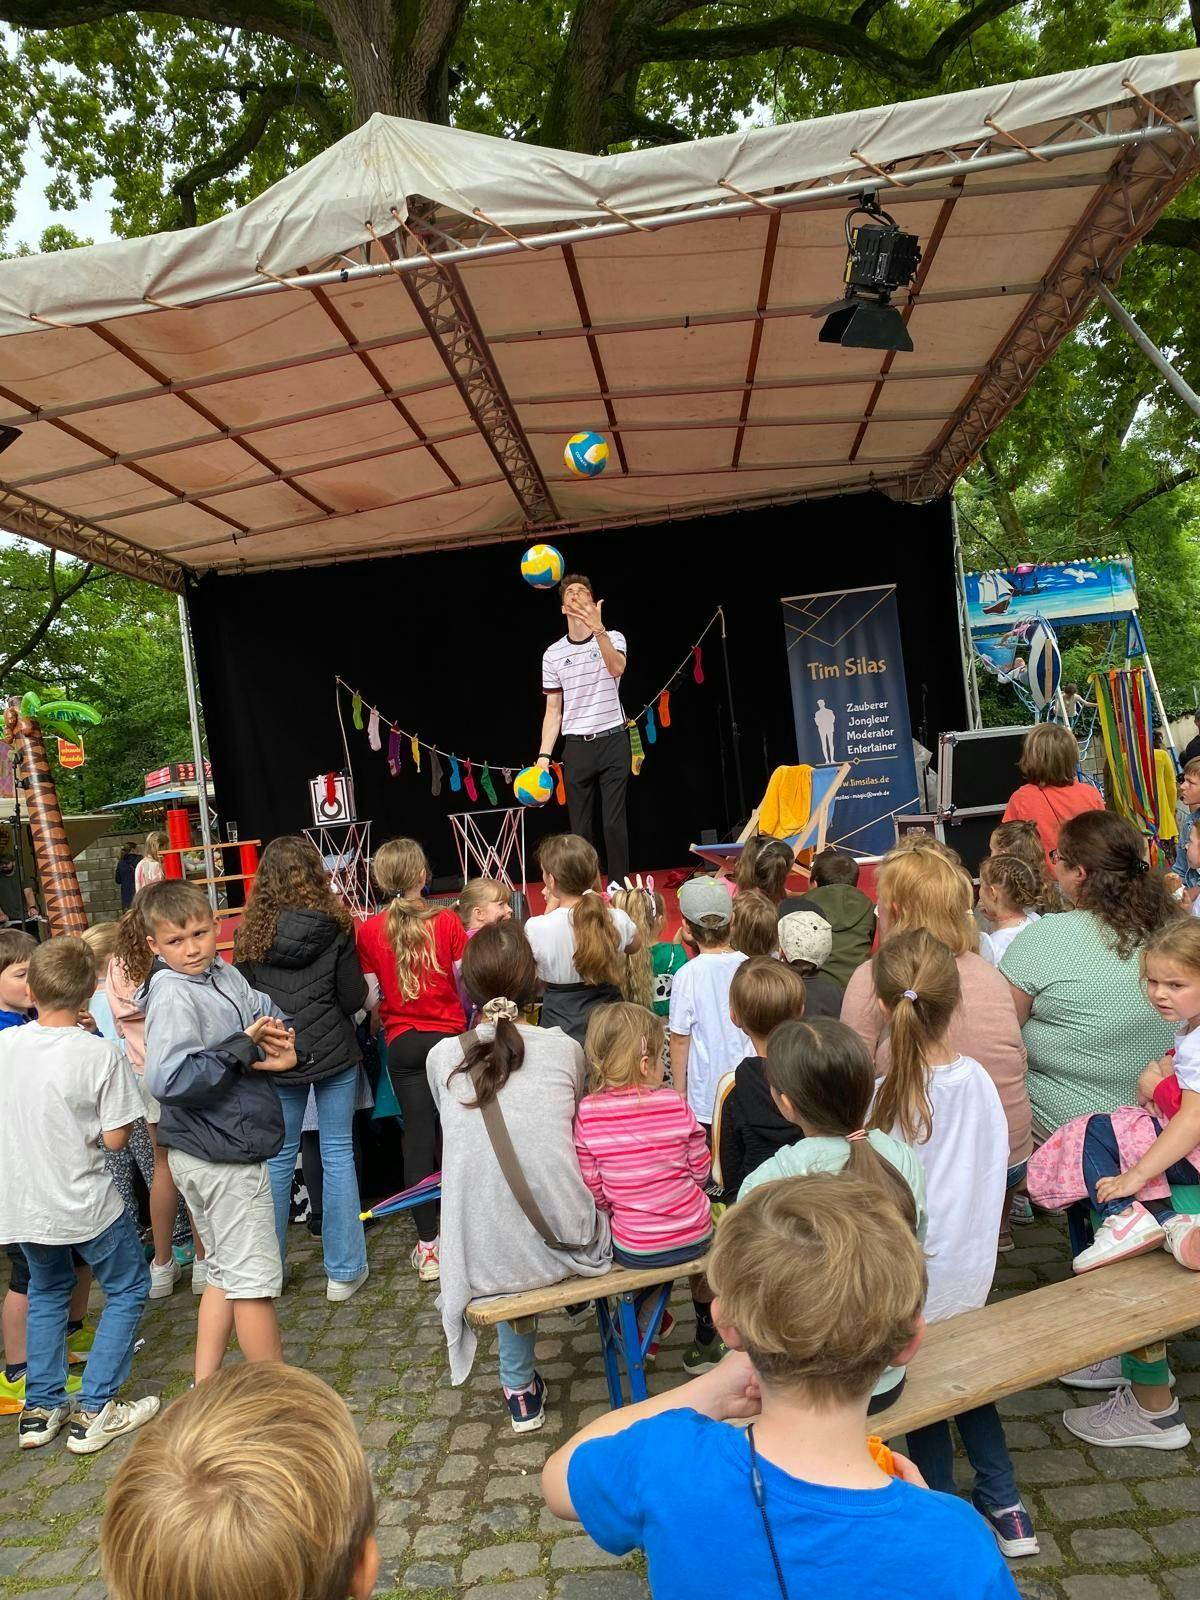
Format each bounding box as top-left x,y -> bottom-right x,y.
564,431 -> 609,478
520,543 -> 565,589
514,765 -> 555,807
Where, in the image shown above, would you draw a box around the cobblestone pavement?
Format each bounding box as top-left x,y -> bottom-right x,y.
3,1215 -> 1200,1598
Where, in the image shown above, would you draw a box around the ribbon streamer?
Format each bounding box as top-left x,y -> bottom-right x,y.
335,608 -> 719,796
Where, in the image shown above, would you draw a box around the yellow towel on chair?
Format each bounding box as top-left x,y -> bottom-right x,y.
758,765 -> 813,840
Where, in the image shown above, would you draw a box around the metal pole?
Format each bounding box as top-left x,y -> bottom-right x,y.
1094,280 -> 1200,420
177,591 -> 218,912
951,499 -> 982,730
718,606 -> 748,822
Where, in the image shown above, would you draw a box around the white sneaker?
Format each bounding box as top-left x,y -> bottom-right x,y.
411,1240 -> 440,1282
1162,1214 -> 1200,1270
66,1395 -> 161,1455
191,1260 -> 209,1294
18,1403 -> 73,1450
1063,1383 -> 1190,1450
1060,1356 -> 1124,1389
148,1258 -> 181,1299
1061,1355 -> 1175,1391
327,1267 -> 369,1303
1072,1203 -> 1164,1273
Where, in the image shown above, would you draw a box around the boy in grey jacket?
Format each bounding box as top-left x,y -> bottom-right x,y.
141,881 -> 297,1383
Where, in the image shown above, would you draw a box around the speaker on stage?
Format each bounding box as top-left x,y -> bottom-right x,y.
309,771 -> 356,826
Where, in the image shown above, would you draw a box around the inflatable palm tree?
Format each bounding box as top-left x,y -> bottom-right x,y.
2,692 -> 100,937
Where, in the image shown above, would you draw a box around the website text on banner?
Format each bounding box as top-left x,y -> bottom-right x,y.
782,586 -> 919,856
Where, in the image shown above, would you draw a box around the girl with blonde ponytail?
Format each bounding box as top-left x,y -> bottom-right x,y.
609,885 -> 657,1009
356,838 -> 469,1283
871,930 -> 1035,1546
525,836 -> 641,1046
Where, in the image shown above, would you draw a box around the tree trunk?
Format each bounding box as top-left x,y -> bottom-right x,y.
319,0 -> 467,124
537,0 -> 622,151
2,704 -> 88,937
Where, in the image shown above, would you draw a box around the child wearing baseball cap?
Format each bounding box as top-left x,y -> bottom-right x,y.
778,911 -> 843,1020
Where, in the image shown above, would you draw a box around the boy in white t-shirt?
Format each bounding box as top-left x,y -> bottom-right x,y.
668,877 -> 750,1372
0,938 -> 160,1454
668,877 -> 749,1132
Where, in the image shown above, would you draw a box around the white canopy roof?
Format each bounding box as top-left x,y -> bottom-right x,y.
0,51 -> 1196,588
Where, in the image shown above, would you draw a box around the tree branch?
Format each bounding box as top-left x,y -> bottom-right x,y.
0,555 -> 95,684
1100,468 -> 1200,537
607,102 -> 688,144
1144,216 -> 1200,258
849,0 -> 891,29
0,0 -> 339,59
627,0 -> 1027,85
170,80 -> 343,228
977,441 -> 1028,548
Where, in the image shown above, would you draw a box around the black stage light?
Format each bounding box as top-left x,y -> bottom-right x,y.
816,193 -> 922,353
0,424 -> 21,457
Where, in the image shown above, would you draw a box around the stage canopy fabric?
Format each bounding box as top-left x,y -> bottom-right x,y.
0,51 -> 1196,589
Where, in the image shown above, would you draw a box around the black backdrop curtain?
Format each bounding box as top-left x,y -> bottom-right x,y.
188,492 -> 963,882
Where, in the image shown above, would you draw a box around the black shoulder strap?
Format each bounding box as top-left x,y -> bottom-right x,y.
460,1029 -> 591,1253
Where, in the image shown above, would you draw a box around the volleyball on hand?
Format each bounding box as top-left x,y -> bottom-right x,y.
563,431 -> 609,478
514,765 -> 555,807
520,543 -> 565,589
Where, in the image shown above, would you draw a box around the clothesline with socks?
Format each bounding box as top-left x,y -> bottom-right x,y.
333,606 -> 723,805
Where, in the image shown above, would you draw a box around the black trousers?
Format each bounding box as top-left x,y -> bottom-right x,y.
563,727 -> 631,882
387,1030 -> 453,1241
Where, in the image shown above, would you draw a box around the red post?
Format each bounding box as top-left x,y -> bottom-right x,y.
239,842 -> 259,892
164,809 -> 192,880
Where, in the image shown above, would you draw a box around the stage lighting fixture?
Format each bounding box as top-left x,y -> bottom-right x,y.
0,424 -> 21,457
816,194 -> 921,352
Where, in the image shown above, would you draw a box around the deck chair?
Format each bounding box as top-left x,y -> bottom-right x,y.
690,762 -> 850,874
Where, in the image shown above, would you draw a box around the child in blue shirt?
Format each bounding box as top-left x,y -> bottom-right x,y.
0,927 -> 36,1030
543,1170 -> 1019,1600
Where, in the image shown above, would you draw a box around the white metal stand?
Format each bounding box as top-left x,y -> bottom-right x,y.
305,819 -> 375,917
177,592 -> 218,912
448,807 -> 527,892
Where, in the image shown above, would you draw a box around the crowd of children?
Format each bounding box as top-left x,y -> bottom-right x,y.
8,803 -> 1199,1599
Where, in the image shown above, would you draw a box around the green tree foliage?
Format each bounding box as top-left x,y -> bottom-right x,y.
0,540 -> 192,810
957,217 -> 1200,713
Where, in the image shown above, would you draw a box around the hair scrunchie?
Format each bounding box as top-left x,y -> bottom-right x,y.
902,988 -> 919,1002
481,997 -> 520,1022
1130,858 -> 1150,876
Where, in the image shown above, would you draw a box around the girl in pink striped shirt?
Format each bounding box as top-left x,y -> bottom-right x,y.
574,1004 -> 713,1268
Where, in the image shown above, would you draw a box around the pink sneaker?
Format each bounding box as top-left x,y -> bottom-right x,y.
1072,1203 -> 1164,1273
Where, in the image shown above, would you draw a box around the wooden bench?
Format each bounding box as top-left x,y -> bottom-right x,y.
875,1251 -> 1200,1439
468,1251 -> 1200,1426
466,1259 -> 707,1409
